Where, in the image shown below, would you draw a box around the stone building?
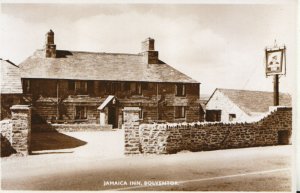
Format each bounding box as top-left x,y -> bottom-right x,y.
0,59 -> 23,120
19,30 -> 202,128
205,88 -> 291,122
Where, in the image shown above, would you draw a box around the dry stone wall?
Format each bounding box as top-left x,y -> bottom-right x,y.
124,106 -> 292,154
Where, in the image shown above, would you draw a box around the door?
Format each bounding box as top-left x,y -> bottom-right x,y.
108,106 -> 118,128
278,130 -> 290,145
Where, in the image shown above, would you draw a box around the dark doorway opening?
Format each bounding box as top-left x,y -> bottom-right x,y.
206,110 -> 222,122
108,106 -> 118,128
278,130 -> 290,145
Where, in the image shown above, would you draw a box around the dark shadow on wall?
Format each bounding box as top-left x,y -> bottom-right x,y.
1,135 -> 16,157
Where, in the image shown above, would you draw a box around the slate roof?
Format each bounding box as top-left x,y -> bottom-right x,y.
0,59 -> 23,94
19,50 -> 199,84
210,88 -> 292,115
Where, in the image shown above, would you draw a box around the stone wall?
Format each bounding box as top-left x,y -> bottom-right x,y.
0,119 -> 16,156
123,107 -> 141,154
0,120 -> 13,143
124,106 -> 292,154
51,123 -> 112,132
10,105 -> 32,156
1,105 -> 32,156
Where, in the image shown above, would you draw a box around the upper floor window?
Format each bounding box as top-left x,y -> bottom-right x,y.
130,82 -> 142,95
175,106 -> 185,119
68,80 -> 75,91
75,81 -> 87,94
23,79 -> 31,94
175,84 -> 185,96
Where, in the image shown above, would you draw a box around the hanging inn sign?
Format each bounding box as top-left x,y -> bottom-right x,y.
265,44 -> 286,76
265,42 -> 287,106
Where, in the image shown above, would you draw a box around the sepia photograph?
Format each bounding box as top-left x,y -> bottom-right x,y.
0,0 -> 298,192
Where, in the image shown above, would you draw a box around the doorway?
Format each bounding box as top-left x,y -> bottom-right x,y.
278,130 -> 290,145
108,106 -> 118,128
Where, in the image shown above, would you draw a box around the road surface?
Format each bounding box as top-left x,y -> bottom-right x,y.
1,131 -> 293,191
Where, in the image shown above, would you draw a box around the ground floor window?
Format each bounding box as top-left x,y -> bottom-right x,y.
175,106 -> 185,118
75,106 -> 87,119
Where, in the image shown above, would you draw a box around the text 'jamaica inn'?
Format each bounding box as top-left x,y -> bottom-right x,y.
18,30 -> 202,128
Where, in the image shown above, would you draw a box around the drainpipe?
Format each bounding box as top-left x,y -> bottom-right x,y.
156,83 -> 159,121
56,80 -> 59,120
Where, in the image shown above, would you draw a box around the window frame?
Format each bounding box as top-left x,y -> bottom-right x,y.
175,106 -> 186,119
75,81 -> 88,94
75,106 -> 87,120
68,80 -> 75,91
229,113 -> 236,121
175,84 -> 186,96
23,79 -> 31,94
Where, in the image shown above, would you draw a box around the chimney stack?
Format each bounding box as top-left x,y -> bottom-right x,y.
141,38 -> 159,64
45,29 -> 56,58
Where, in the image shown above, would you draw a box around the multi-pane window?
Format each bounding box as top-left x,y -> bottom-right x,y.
75,106 -> 87,119
175,106 -> 185,118
175,84 -> 185,96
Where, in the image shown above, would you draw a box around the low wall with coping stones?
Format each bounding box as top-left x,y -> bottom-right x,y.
51,124 -> 112,132
124,106 -> 292,154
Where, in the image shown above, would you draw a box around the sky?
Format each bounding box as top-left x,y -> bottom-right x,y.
0,2 -> 297,95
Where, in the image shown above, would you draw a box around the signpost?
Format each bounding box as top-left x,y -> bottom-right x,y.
265,41 -> 286,106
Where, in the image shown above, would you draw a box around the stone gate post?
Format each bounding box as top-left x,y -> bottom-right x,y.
10,105 -> 32,156
123,107 -> 141,155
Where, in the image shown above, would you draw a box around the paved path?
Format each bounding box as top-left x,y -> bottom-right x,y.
1,131 -> 293,191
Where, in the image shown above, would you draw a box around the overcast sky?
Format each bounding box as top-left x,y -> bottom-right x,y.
0,2 -> 296,95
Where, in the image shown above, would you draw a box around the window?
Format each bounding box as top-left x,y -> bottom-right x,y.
229,114 -> 236,121
87,81 -> 94,95
130,82 -> 142,95
23,79 -> 31,93
75,106 -> 87,119
68,80 -> 75,91
206,110 -> 222,122
136,83 -> 142,95
175,84 -> 185,96
175,106 -> 185,118
122,82 -> 130,91
142,82 -> 149,90
112,83 -> 118,94
75,81 -> 87,94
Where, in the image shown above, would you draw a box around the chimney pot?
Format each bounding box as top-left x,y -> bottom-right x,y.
45,29 -> 56,58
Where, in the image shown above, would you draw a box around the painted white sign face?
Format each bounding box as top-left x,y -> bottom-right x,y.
265,48 -> 285,76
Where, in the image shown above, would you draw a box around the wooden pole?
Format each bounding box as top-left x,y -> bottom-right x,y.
273,74 -> 279,106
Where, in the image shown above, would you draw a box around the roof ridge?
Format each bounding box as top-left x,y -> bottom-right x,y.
36,49 -> 141,56
217,88 -> 290,95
